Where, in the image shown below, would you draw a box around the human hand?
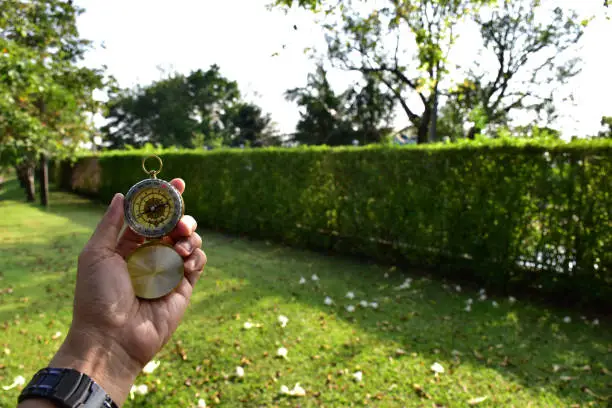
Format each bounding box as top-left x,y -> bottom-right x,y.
32,179 -> 206,406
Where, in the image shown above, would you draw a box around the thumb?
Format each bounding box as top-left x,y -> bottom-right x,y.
87,193 -> 125,251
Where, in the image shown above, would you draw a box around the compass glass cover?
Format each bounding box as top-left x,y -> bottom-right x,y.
124,178 -> 183,238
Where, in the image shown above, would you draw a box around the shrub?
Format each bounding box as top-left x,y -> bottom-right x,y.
55,139 -> 612,308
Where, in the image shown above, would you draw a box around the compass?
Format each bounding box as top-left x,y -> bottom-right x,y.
124,155 -> 185,299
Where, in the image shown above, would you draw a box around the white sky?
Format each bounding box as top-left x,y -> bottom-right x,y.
75,0 -> 612,138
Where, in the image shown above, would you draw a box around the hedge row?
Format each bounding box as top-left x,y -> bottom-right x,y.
56,140 -> 612,308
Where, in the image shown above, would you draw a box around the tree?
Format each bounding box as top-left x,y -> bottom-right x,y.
276,0 -> 492,144
102,66 -> 278,149
285,65 -> 393,146
597,116 -> 612,139
0,0 -> 107,204
444,0 -> 586,139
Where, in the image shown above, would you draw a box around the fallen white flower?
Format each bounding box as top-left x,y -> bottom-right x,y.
324,296 -> 333,306
311,274 -> 319,281
563,316 -> 571,323
479,294 -> 487,301
2,375 -> 25,391
396,278 -> 412,290
431,362 -> 444,374
299,277 -> 306,284
359,300 -> 368,307
508,296 -> 516,304
346,291 -> 355,299
243,322 -> 254,330
346,305 -> 355,313
369,302 -> 378,309
479,288 -> 486,295
353,371 -> 363,382
278,315 -> 289,328
129,384 -> 148,399
198,398 -> 207,408
466,298 -> 473,305
236,366 -> 245,378
492,301 -> 499,308
455,285 -> 462,292
142,360 -> 161,374
280,383 -> 306,397
593,319 -> 599,326
464,304 -> 472,312
277,347 -> 288,358
384,272 -> 389,278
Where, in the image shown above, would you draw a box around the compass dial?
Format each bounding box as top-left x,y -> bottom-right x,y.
124,178 -> 184,238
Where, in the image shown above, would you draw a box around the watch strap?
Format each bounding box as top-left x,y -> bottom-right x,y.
18,368 -> 118,408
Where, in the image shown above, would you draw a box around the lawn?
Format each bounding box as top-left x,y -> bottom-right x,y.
0,180 -> 610,407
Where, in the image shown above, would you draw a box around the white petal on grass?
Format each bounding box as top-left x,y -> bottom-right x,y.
508,296 -> 516,304
142,360 -> 161,374
384,272 -> 389,278
324,296 -> 333,306
280,383 -> 306,397
243,322 -> 254,330
359,300 -> 368,307
311,274 -> 319,281
455,285 -> 462,292
2,375 -> 26,391
479,294 -> 487,301
396,278 -> 412,290
492,301 -> 499,308
431,362 -> 445,374
130,384 -> 148,399
236,366 -> 245,378
466,298 -> 473,305
553,364 -> 562,372
346,291 -> 355,299
563,316 -> 571,323
277,347 -> 288,358
464,304 -> 472,312
468,396 -> 488,405
346,305 -> 356,313
198,398 -> 207,408
52,331 -> 62,340
278,315 -> 289,328
369,302 -> 379,309
299,277 -> 306,284
353,371 -> 363,382
479,288 -> 486,295
592,319 -> 599,326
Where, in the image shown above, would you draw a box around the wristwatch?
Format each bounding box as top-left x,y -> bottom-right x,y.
18,368 -> 118,408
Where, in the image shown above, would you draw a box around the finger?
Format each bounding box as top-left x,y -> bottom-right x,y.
170,178 -> 185,196
85,193 -> 124,251
115,226 -> 146,259
174,232 -> 203,258
167,215 -> 197,244
183,248 -> 207,287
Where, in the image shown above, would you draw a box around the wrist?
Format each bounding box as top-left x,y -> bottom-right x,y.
48,328 -> 143,406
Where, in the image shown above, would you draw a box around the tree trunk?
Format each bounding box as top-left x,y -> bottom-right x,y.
15,165 -> 26,188
39,153 -> 49,207
417,109 -> 431,144
467,125 -> 482,140
16,163 -> 36,202
428,86 -> 439,143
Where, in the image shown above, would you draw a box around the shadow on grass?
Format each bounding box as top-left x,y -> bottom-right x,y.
183,234 -> 612,405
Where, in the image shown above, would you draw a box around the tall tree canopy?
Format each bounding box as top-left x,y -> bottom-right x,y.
285,65 -> 394,145
102,66 -> 279,149
0,0 -> 107,202
445,0 -> 586,139
274,0 -> 588,143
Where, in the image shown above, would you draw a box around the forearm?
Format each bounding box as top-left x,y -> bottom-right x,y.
17,328 -> 142,407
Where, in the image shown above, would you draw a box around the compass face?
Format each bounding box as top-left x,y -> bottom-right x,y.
124,178 -> 184,238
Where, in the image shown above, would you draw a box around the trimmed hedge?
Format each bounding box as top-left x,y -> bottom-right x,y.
56,140 -> 612,308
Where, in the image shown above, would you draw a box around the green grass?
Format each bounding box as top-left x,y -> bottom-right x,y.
0,180 -> 610,407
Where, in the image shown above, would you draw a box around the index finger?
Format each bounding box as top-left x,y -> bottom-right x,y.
170,178 -> 185,195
